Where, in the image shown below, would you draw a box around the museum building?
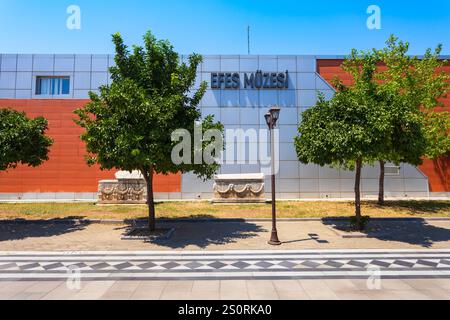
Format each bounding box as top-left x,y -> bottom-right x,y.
0,54 -> 449,200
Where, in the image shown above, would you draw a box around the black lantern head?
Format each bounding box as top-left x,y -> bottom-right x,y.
264,113 -> 272,127
269,107 -> 281,127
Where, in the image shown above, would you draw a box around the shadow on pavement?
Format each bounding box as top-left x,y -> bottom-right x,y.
0,218 -> 90,242
122,219 -> 267,249
323,218 -> 450,248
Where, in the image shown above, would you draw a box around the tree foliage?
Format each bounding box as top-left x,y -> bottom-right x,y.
74,30 -> 224,230
296,49 -> 398,171
375,36 -> 450,160
0,108 -> 53,171
335,37 -> 433,205
295,86 -> 392,229
296,35 -> 450,226
337,36 -> 450,205
295,37 -> 430,229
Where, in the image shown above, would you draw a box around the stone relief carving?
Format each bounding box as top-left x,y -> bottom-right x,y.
212,173 -> 266,203
98,171 -> 147,204
99,172 -> 266,204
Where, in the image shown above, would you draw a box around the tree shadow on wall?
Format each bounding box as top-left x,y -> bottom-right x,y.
0,218 -> 90,242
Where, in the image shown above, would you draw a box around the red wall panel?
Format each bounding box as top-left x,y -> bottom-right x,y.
317,59 -> 450,192
0,99 -> 181,193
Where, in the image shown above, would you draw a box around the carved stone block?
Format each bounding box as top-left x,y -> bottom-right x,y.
212,173 -> 266,204
98,171 -> 147,204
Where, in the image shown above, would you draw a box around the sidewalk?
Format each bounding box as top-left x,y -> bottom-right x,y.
1,219 -> 450,251
3,278 -> 450,300
2,250 -> 450,300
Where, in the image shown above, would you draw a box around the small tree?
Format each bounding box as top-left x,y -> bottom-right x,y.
374,36 -> 450,204
75,31 -> 224,231
295,49 -> 417,230
0,109 -> 53,172
337,37 -> 437,206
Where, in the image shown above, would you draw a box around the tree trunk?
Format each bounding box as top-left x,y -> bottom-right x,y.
354,158 -> 363,231
378,160 -> 385,206
142,166 -> 156,232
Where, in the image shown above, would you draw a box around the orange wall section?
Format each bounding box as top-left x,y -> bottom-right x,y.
0,99 -> 181,193
317,59 -> 450,192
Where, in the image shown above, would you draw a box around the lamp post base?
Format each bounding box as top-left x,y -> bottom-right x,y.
268,231 -> 282,246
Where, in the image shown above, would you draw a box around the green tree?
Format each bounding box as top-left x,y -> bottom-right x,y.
375,36 -> 449,204
0,108 -> 53,171
337,36 -> 440,206
75,31 -> 224,231
377,36 -> 450,159
295,48 -> 422,230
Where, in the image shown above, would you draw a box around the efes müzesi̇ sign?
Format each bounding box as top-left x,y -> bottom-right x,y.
210,70 -> 290,90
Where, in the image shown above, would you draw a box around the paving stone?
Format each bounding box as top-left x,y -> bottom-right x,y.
138,262 -> 157,270
161,262 -> 180,270
192,280 -> 220,292
208,261 -> 227,269
255,261 -> 274,268
231,261 -> 251,269
0,263 -> 16,270
113,262 -> 134,270
278,261 -> 296,268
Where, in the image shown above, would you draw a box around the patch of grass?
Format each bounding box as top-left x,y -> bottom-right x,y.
0,200 -> 449,220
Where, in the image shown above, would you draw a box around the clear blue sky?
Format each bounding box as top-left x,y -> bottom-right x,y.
0,0 -> 449,55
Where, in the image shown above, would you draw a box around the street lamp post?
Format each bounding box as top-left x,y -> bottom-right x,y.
265,107 -> 281,246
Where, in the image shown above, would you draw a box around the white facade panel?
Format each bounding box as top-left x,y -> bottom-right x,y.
220,58 -> 239,72
258,57 -> 278,70
239,57 -> 259,72
1,54 -> 17,72
202,90 -> 220,107
239,108 -> 259,125
279,161 -> 300,179
297,57 -> 316,73
278,58 -> 297,72
74,72 -> 91,90
91,55 -> 109,72
15,72 -> 32,90
15,89 -> 32,99
54,55 -> 75,72
278,107 -> 299,125
220,90 -> 240,107
73,89 -> 90,99
298,90 -> 317,107
0,72 -> 16,89
221,108 -> 240,125
33,54 -> 54,72
75,55 -> 92,72
17,55 -> 33,72
202,59 -> 220,72
278,90 -> 296,107
297,73 -> 316,90
91,72 -> 108,90
240,90 -> 259,107
0,89 -> 15,98
259,90 -> 278,107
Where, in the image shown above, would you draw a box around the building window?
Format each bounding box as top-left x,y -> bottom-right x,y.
36,76 -> 70,96
385,165 -> 401,176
